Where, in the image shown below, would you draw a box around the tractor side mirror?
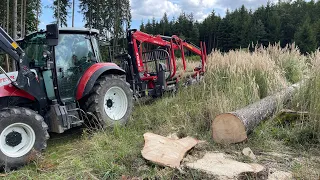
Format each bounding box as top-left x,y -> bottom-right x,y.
46,24 -> 59,46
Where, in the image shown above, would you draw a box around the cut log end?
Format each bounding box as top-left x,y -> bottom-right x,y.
212,113 -> 247,144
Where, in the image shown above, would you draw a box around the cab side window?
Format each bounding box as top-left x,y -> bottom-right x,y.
19,33 -> 47,68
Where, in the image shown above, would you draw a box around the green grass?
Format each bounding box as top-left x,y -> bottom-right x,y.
4,45 -> 320,179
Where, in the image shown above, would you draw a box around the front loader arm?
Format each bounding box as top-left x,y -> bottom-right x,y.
0,26 -> 34,83
0,26 -> 47,111
0,27 -> 23,62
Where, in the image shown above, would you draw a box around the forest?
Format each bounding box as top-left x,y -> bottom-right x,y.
140,0 -> 320,54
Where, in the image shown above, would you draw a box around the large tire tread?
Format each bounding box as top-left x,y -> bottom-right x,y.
85,74 -> 133,128
0,107 -> 49,171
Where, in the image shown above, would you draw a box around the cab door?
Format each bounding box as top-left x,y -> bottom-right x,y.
55,33 -> 95,103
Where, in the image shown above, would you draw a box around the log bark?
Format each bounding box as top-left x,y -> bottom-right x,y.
212,81 -> 305,144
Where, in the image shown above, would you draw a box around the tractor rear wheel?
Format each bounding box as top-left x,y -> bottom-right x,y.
86,75 -> 133,129
0,107 -> 49,171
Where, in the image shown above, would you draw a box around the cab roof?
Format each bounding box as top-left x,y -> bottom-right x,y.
17,27 -> 99,41
59,27 -> 99,34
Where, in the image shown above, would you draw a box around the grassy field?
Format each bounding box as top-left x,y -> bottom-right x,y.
4,44 -> 320,179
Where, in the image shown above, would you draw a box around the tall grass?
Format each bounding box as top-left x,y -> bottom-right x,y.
308,50 -> 320,141
7,44 -> 318,179
290,49 -> 320,145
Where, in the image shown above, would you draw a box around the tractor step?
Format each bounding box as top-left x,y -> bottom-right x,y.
47,102 -> 83,133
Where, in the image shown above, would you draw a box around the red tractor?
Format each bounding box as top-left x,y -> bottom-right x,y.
0,24 -> 133,170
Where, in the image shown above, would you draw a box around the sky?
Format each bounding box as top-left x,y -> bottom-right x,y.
39,0 -> 279,30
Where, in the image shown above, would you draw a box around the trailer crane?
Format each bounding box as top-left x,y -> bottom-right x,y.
118,29 -> 207,98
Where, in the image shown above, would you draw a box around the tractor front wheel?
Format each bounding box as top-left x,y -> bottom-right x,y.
0,107 -> 49,171
86,75 -> 133,128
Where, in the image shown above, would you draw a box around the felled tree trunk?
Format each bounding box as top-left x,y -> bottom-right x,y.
212,81 -> 305,144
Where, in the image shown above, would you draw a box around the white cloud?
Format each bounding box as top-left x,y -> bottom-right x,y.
177,0 -> 218,21
215,0 -> 278,11
131,0 -> 182,20
130,0 -> 279,22
202,0 -> 216,7
179,0 -> 217,8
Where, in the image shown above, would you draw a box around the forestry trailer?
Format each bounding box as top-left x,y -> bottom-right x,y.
0,24 -> 206,170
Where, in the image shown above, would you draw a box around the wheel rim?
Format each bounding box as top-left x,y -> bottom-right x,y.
104,86 -> 128,121
0,123 -> 36,158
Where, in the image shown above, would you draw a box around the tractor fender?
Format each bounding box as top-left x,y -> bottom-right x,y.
0,84 -> 35,101
76,63 -> 126,100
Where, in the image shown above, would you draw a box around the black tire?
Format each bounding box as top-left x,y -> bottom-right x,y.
0,107 -> 49,171
85,74 -> 133,128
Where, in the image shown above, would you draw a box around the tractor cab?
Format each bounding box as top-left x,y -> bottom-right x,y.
18,27 -> 101,103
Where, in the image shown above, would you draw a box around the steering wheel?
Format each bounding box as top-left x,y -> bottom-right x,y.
68,57 -> 89,73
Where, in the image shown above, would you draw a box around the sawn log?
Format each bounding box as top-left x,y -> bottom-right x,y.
212,81 -> 304,144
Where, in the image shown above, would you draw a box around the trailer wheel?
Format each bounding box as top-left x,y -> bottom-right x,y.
86,75 -> 133,128
0,107 -> 49,171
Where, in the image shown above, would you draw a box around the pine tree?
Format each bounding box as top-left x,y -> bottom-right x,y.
248,19 -> 266,45
79,0 -> 131,39
51,0 -> 71,27
294,17 -> 317,53
140,21 -> 145,32
190,24 -> 199,45
145,20 -> 152,34
161,13 -> 169,35
151,17 -> 156,34
314,20 -> 320,48
12,0 -> 17,40
26,0 -> 41,32
12,0 -> 18,70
